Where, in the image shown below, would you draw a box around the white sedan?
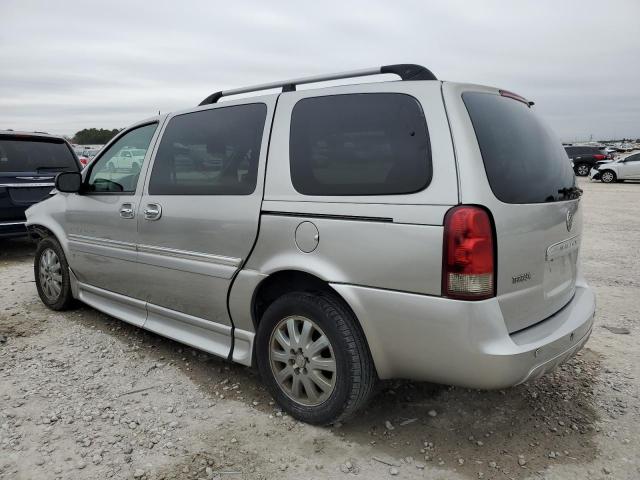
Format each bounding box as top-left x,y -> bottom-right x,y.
589,152 -> 640,183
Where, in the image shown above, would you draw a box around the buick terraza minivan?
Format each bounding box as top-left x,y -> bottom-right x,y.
27,64 -> 595,424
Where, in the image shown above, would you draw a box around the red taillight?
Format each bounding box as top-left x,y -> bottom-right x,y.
79,157 -> 88,166
442,205 -> 495,300
593,154 -> 606,160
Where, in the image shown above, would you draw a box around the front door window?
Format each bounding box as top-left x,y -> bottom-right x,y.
86,123 -> 157,193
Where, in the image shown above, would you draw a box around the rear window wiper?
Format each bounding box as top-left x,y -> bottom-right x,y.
558,186 -> 583,199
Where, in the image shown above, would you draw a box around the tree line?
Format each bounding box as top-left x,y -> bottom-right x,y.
72,128 -> 121,145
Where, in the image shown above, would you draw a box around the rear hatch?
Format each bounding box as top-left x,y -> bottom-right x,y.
460,90 -> 581,333
0,135 -> 79,221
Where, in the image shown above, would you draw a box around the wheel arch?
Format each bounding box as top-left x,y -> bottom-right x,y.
27,223 -> 56,242
26,221 -> 70,256
247,269 -> 377,374
251,269 -> 346,331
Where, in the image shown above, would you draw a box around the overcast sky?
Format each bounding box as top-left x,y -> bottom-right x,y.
2,0 -> 639,141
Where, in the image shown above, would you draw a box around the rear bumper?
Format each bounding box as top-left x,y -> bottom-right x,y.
332,280 -> 595,388
0,220 -> 28,238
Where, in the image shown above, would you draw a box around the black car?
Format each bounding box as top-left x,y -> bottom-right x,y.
564,145 -> 611,176
1,131 -> 80,238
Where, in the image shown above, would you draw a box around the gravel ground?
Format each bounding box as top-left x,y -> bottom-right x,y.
1,177 -> 638,480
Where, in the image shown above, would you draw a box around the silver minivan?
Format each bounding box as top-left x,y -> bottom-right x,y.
26,64 -> 595,424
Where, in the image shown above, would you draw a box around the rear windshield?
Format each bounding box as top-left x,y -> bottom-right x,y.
463,92 -> 576,203
0,137 -> 77,173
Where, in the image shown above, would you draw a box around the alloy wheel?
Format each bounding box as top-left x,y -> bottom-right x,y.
601,171 -> 614,183
577,165 -> 589,176
39,248 -> 62,301
269,315 -> 337,406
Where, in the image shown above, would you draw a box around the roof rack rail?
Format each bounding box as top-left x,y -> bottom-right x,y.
198,63 -> 437,106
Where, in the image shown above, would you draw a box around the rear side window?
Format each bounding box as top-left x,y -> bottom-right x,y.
289,93 -> 431,196
149,104 -> 267,195
0,138 -> 77,173
463,92 -> 575,204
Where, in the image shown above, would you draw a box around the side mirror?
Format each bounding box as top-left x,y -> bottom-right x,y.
55,172 -> 82,193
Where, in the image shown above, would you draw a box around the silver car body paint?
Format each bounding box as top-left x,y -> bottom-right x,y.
26,78 -> 596,387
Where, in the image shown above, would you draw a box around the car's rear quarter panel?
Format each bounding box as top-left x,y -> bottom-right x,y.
245,209 -> 446,294
232,81 -> 459,370
243,81 -> 457,294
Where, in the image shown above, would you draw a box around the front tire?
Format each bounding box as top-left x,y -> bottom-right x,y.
256,292 -> 376,425
600,170 -> 616,183
575,164 -> 590,176
34,237 -> 76,310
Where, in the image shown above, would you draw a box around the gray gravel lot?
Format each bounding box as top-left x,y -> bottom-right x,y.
1,177 -> 638,480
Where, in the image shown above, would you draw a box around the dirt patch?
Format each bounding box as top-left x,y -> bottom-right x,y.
0,310 -> 46,340
59,310 -> 603,479
334,349 -> 601,479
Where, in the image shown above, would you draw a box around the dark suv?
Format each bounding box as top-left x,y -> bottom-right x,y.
1,131 -> 80,238
564,145 -> 610,176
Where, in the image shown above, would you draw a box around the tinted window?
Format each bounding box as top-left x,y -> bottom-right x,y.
87,123 -> 157,193
289,93 -> 431,196
0,138 -> 77,173
568,146 -> 593,155
149,104 -> 267,195
463,92 -> 575,203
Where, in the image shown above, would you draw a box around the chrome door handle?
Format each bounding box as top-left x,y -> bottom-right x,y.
119,203 -> 135,219
143,203 -> 162,221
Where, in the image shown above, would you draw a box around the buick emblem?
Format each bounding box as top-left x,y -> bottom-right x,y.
566,208 -> 575,232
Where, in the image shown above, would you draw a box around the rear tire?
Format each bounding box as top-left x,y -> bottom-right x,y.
256,292 -> 376,425
575,164 -> 590,176
34,237 -> 76,311
600,170 -> 616,183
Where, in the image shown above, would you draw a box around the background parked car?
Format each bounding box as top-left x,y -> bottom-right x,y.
564,145 -> 611,176
0,131 -> 80,238
589,152 -> 640,183
77,154 -> 90,168
73,145 -> 104,169
106,147 -> 145,172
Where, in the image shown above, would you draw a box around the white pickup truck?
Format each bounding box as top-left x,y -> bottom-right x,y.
106,148 -> 146,172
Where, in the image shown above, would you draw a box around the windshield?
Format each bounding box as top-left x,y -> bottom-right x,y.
463,92 -> 576,203
0,137 -> 77,173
